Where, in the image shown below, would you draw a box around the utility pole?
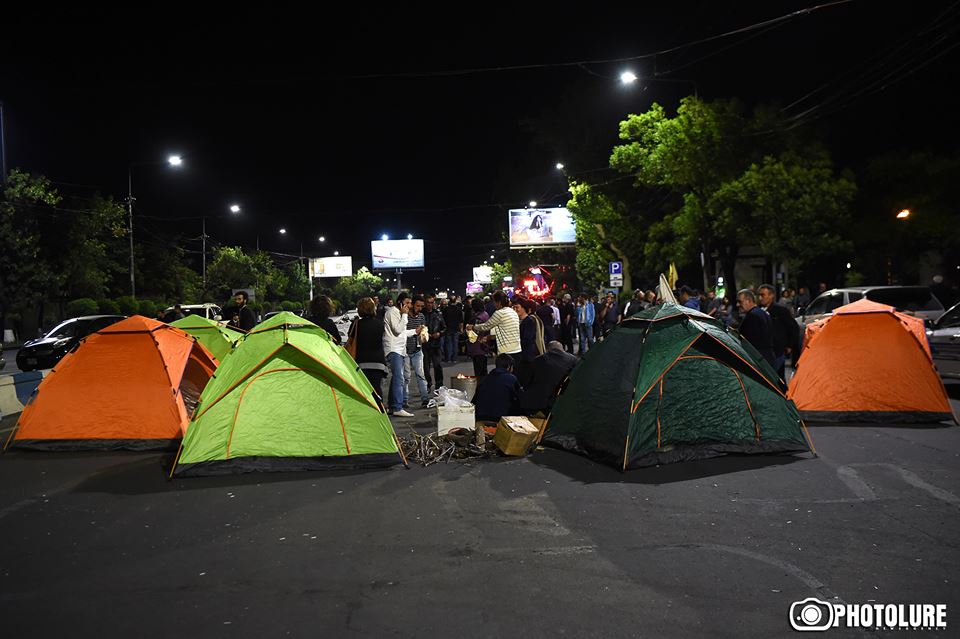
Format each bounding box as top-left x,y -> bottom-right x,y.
127,167 -> 136,298
0,101 -> 7,188
202,216 -> 207,291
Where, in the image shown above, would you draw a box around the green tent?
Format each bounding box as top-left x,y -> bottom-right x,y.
170,315 -> 244,363
543,303 -> 813,469
172,312 -> 403,476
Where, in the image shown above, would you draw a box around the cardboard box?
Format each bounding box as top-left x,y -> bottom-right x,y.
493,416 -> 539,456
528,416 -> 548,441
438,403 -> 476,435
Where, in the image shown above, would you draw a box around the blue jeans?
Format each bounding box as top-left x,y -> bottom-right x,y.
442,333 -> 459,361
578,323 -> 593,354
386,352 -> 406,412
405,350 -> 429,406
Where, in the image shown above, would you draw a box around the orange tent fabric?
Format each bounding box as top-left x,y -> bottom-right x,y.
6,316 -> 217,450
788,298 -> 955,423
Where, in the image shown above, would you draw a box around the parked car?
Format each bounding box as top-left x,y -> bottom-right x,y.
797,286 -> 945,330
164,303 -> 222,320
16,315 -> 126,371
928,302 -> 960,378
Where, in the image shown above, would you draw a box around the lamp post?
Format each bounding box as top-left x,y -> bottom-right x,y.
127,154 -> 183,297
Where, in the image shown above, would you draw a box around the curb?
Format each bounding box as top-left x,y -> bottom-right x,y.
0,370 -> 50,418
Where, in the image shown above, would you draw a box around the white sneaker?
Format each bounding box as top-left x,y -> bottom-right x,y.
392,409 -> 415,418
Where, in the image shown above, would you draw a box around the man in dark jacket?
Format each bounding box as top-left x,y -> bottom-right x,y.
422,294 -> 447,393
473,353 -> 521,421
518,341 -> 577,415
736,289 -> 777,373
757,284 -> 799,380
226,291 -> 257,331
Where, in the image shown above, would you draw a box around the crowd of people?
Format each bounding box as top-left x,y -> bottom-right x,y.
342,282 -> 815,420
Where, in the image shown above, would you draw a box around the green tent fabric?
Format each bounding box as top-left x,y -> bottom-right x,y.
172,311 -> 403,476
542,303 -> 813,469
170,315 -> 243,363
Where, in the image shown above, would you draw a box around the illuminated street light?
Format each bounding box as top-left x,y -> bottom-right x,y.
897,209 -> 911,219
229,204 -> 241,213
620,71 -> 638,84
381,234 -> 389,241
846,262 -> 852,269
167,155 -> 183,166
407,233 -> 413,240
556,162 -> 564,170
279,228 -> 287,234
318,235 -> 325,242
529,201 -> 537,208
333,250 -> 339,256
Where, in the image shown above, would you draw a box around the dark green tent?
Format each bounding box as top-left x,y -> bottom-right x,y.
542,303 -> 813,469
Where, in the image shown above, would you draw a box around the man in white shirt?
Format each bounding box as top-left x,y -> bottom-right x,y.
382,293 -> 422,417
467,291 -> 521,357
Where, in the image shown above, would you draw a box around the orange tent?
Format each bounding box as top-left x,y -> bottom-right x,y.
5,316 -> 217,450
787,298 -> 956,424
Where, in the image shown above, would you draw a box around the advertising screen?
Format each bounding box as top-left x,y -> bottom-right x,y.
508,207 -> 576,247
472,266 -> 493,283
465,282 -> 484,295
309,256 -> 354,278
370,239 -> 425,269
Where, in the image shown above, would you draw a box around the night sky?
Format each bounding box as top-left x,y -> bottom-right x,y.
2,2 -> 958,293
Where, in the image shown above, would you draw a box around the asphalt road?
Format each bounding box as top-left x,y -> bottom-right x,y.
0,364 -> 958,638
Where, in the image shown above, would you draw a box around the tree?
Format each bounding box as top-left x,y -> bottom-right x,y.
609,97 -> 854,293
481,261 -> 514,295
205,247 -> 260,302
0,169 -> 60,335
332,267 -> 384,307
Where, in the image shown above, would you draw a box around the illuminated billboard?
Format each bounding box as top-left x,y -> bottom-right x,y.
309,256 -> 354,278
466,282 -> 484,295
472,265 -> 493,283
508,207 -> 576,247
370,239 -> 425,269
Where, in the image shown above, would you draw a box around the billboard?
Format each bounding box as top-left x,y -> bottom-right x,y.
508,207 -> 576,247
309,256 -> 354,278
466,282 -> 484,295
472,265 -> 493,283
370,239 -> 425,269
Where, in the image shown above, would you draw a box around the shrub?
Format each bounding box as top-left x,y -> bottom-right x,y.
97,298 -> 121,315
66,298 -> 99,317
138,299 -> 158,318
280,300 -> 299,312
116,296 -> 140,316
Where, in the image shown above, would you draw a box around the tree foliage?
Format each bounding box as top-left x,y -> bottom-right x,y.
606,97 -> 855,292
332,267 -> 384,307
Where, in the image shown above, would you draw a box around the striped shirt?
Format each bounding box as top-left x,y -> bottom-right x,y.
474,307 -> 521,354
406,312 -> 425,354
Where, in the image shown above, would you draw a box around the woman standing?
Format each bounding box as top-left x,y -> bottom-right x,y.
467,298 -> 490,378
351,297 -> 387,402
307,295 -> 341,345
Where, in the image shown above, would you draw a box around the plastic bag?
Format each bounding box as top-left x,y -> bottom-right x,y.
435,386 -> 473,408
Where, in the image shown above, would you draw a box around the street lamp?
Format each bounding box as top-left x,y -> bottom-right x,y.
620,70 -> 638,84
127,153 -> 184,297
407,233 -> 413,240
279,227 -> 287,234
318,235 -> 325,243
529,201 -> 537,208
555,162 -> 564,170
381,234 -> 389,241
333,250 -> 339,256
230,204 -> 241,213
897,209 -> 911,219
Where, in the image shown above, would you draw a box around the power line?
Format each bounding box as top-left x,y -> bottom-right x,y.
348,1 -> 855,79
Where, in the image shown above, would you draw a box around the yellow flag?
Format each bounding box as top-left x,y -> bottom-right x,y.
668,262 -> 679,289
